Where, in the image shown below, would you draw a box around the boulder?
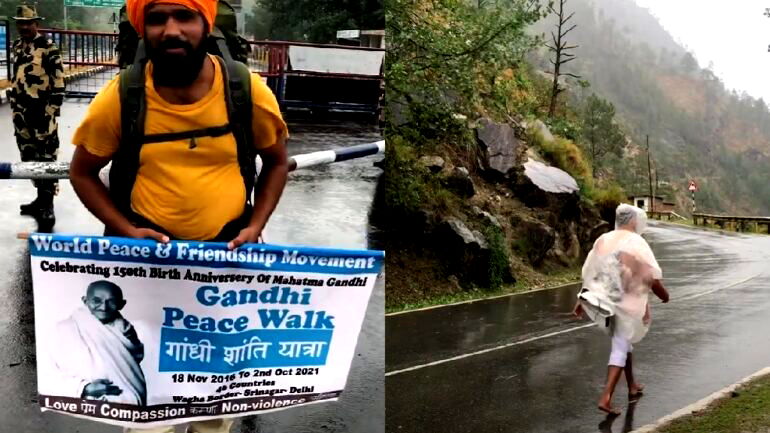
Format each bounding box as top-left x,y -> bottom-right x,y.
419,155 -> 445,174
476,118 -> 524,177
472,206 -> 502,230
435,218 -> 493,288
562,222 -> 582,264
523,159 -> 579,194
588,221 -> 612,243
511,217 -> 555,266
471,230 -> 489,249
447,275 -> 463,293
439,218 -> 485,250
444,167 -> 475,198
577,201 -> 612,257
512,159 -> 580,213
547,245 -> 571,267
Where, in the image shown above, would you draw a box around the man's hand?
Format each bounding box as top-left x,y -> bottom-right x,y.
643,304 -> 651,325
228,226 -> 261,250
70,146 -> 142,237
573,301 -> 585,318
128,227 -> 170,243
82,379 -> 123,399
652,279 -> 670,303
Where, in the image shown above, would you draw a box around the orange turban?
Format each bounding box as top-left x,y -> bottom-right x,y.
127,0 -> 217,37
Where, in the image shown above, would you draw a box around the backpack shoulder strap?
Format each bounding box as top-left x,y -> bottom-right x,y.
216,55 -> 256,204
111,40 -> 148,216
119,56 -> 147,148
210,27 -> 235,63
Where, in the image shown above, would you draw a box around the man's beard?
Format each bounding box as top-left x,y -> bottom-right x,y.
148,37 -> 208,88
18,27 -> 36,40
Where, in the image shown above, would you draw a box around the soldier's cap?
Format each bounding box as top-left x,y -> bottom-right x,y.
12,4 -> 44,21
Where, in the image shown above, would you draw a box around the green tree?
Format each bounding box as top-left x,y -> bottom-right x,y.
248,0 -> 383,43
387,0 -> 543,132
580,93 -> 624,171
546,0 -> 580,118
679,52 -> 698,74
245,1 -> 272,39
0,0 -> 113,32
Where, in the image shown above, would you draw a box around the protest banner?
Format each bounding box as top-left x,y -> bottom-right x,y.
29,234 -> 383,428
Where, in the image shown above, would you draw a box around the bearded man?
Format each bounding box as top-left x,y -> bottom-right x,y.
69,0 -> 289,430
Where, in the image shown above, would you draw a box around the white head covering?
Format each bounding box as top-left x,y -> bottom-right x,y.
615,203 -> 648,234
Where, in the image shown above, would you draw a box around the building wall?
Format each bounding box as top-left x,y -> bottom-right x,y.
658,202 -> 675,212
631,196 -> 675,213
633,197 -> 649,211
360,34 -> 385,48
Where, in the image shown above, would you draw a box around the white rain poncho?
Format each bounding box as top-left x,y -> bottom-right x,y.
578,204 -> 662,343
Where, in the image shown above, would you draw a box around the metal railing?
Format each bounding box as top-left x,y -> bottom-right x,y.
47,29 -> 119,67
693,212 -> 770,234
5,29 -> 385,115
246,41 -> 287,77
648,211 -> 676,221
42,28 -> 119,98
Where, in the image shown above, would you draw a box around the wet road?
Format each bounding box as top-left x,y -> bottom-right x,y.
0,100 -> 384,432
386,223 -> 770,433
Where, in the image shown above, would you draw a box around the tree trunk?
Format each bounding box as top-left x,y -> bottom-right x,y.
549,70 -> 560,118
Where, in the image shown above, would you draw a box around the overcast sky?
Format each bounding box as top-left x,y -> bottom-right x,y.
635,0 -> 770,102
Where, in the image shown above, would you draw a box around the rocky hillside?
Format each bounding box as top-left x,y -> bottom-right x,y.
375,116 -> 610,309
381,0 -> 632,309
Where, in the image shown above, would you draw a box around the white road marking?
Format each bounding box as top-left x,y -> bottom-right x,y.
673,273 -> 762,302
385,323 -> 595,377
387,274 -> 764,377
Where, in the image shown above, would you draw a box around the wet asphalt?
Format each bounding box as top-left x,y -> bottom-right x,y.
386,222 -> 770,433
0,99 -> 384,432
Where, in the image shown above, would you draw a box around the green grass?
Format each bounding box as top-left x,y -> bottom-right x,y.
657,373 -> 770,433
386,267 -> 581,313
387,286 -> 515,313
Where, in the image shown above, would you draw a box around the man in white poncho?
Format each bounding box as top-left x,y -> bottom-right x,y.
575,204 -> 669,415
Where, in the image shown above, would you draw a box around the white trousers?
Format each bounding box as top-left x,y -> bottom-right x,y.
608,333 -> 633,367
124,418 -> 234,433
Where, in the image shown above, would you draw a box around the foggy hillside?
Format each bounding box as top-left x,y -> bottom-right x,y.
532,0 -> 770,215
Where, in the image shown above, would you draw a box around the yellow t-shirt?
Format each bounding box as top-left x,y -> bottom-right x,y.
73,55 -> 288,240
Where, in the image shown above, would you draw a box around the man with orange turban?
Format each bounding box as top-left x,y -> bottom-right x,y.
68,0 -> 290,429
126,0 -> 218,37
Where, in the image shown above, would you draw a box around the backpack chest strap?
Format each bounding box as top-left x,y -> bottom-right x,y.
141,124 -> 232,144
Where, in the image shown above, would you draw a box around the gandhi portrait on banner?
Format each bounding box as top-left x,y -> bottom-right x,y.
52,280 -> 147,405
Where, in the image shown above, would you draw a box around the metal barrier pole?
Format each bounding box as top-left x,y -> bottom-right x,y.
0,140 -> 385,180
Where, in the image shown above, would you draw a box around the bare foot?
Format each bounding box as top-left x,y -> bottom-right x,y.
598,396 -> 621,416
628,383 -> 645,400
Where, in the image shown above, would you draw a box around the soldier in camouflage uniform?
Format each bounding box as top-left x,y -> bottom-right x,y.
9,4 -> 65,228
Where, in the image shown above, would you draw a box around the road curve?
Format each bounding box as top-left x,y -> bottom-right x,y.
386,222 -> 770,433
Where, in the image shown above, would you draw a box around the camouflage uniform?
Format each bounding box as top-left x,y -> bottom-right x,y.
9,33 -> 65,200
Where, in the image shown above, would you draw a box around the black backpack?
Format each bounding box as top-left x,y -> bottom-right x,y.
110,1 -> 256,220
